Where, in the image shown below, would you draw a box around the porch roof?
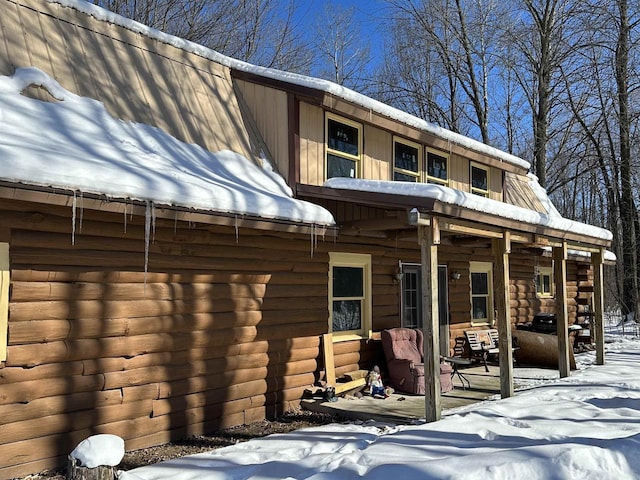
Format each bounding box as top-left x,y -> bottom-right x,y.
297,178 -> 613,250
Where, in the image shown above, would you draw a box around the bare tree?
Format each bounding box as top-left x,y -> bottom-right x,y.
379,0 -> 508,144
312,2 -> 372,91
505,0 -> 588,188
92,0 -> 314,73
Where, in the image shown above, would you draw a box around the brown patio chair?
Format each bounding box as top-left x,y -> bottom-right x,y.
381,328 -> 452,394
381,327 -> 425,394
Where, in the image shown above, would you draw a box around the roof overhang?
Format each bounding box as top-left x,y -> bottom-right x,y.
296,183 -> 611,251
0,183 -> 337,237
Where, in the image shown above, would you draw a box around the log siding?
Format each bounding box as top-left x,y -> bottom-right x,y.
0,199 -> 328,478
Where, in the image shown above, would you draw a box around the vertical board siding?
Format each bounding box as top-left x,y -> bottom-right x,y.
1,0 -> 254,162
235,80 -> 290,179
0,199 -> 328,478
363,124 -> 392,180
299,102 -> 324,185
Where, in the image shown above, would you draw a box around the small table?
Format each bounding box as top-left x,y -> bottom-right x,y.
443,356 -> 472,389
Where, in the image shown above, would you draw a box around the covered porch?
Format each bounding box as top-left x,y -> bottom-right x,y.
302,364 -> 560,424
300,179 -> 612,423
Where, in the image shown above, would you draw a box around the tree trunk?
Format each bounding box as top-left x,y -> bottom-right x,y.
615,0 -> 639,319
66,456 -> 117,480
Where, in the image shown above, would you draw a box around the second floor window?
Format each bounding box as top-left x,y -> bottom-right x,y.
326,114 -> 362,179
393,137 -> 421,182
427,151 -> 449,185
471,162 -> 489,197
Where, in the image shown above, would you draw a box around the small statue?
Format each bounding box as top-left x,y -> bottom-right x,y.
368,365 -> 391,398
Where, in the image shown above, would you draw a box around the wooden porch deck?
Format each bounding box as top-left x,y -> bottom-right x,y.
301,364 -> 559,424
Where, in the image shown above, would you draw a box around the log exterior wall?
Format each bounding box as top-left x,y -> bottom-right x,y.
0,1 -> 603,478
0,198 -> 331,478
0,201 -> 597,478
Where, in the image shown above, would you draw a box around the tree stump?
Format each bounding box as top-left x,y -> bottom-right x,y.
66,456 -> 117,480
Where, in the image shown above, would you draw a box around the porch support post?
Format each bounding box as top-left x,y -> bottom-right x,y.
419,218 -> 441,422
592,248 -> 605,365
553,242 -> 571,378
493,232 -> 514,398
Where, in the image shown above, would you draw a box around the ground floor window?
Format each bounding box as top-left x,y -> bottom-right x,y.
329,252 -> 371,339
536,265 -> 554,298
470,261 -> 493,325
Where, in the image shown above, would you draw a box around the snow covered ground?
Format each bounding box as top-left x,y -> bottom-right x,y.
122,330 -> 640,480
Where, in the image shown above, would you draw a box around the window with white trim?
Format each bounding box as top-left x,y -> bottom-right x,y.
0,243 -> 8,363
393,137 -> 421,182
426,150 -> 449,185
329,252 -> 371,338
536,266 -> 554,298
470,162 -> 489,197
470,261 -> 493,326
326,114 -> 362,179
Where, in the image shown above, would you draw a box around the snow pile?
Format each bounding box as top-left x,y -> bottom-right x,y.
0,68 -> 334,226
126,336 -> 640,479
70,434 -> 125,468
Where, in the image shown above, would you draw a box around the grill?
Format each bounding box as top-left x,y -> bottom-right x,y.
531,313 -> 557,333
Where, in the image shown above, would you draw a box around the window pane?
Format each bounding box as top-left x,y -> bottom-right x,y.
402,270 -> 421,329
333,300 -> 362,331
471,166 -> 487,190
328,119 -> 359,156
471,272 -> 488,295
395,142 -> 418,173
394,171 -> 417,182
327,154 -> 356,179
333,266 -> 363,297
472,297 -> 488,320
427,152 -> 448,180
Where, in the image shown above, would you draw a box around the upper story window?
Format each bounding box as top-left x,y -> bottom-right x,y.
393,137 -> 421,182
471,162 -> 489,197
329,252 -> 372,339
426,150 -> 449,185
470,261 -> 493,326
326,114 -> 362,179
536,266 -> 554,298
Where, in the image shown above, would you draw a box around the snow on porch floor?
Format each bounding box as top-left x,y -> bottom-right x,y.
301,364 -> 560,423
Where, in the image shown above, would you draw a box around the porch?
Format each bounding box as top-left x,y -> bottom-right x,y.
301,364 -> 559,424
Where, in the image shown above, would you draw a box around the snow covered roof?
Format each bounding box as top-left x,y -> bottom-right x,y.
0,68 -> 335,227
324,177 -> 613,243
48,0 -> 530,172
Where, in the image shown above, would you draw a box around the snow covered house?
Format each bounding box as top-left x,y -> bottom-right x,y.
0,0 -> 613,477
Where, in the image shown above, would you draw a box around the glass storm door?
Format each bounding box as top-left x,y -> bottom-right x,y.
401,264 -> 449,356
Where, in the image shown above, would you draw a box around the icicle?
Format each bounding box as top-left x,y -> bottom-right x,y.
235,215 -> 239,243
151,202 -> 156,243
144,200 -> 151,289
310,224 -> 315,258
78,191 -> 84,233
71,191 -> 77,245
123,200 -> 128,233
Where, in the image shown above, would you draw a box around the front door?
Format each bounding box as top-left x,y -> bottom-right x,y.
400,263 -> 449,356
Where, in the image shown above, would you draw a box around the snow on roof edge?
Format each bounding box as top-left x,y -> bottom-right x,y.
0,67 -> 336,228
325,178 -> 613,243
48,0 -> 531,172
